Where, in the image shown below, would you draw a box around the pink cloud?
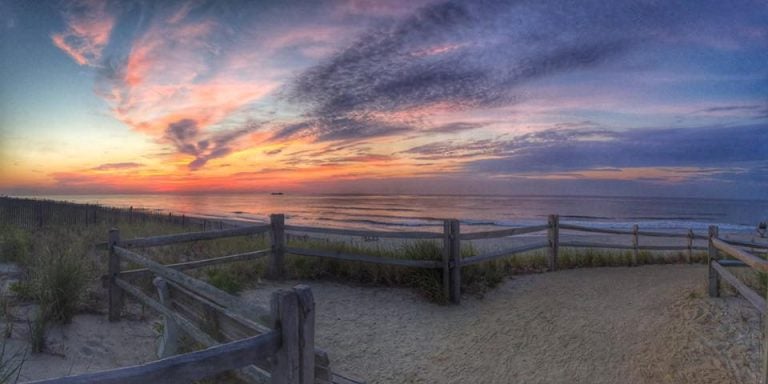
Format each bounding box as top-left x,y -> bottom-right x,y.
51,0 -> 115,67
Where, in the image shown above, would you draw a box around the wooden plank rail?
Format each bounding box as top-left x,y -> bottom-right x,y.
23,332 -> 280,384
558,224 -> 635,235
459,224 -> 550,241
119,224 -> 271,249
114,278 -> 220,347
285,225 -> 442,240
166,280 -> 272,335
285,247 -> 442,269
710,261 -> 766,314
460,241 -> 549,266
712,238 -> 768,273
113,246 -> 272,324
560,241 -> 706,251
120,249 -> 271,279
721,238 -> 768,250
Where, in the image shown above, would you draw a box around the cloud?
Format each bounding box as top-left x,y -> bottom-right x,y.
429,121 -> 489,133
51,0 -> 115,66
283,0 -> 667,140
272,116 -> 414,142
402,127 -> 615,160
164,119 -> 262,170
465,124 -> 768,175
92,162 -> 143,171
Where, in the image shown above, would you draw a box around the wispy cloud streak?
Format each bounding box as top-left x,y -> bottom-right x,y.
51,0 -> 115,66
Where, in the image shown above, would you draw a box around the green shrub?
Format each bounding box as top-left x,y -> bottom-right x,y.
26,237 -> 91,325
206,268 -> 243,295
0,226 -> 31,264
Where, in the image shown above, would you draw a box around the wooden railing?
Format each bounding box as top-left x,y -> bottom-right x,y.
706,225 -> 768,384
25,286 -> 312,384
278,214 -> 734,304
94,224 -> 349,384
21,209 -> 767,383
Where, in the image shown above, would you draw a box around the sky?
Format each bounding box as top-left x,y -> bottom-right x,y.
0,0 -> 766,198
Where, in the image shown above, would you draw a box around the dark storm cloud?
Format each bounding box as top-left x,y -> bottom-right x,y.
283,0 -> 669,140
164,119 -> 261,170
465,124 -> 768,174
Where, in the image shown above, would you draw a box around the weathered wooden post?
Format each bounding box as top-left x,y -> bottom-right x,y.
449,219 -> 461,304
153,278 -> 179,358
294,285 -> 315,384
269,214 -> 286,280
548,215 -> 559,271
686,229 -> 694,264
631,224 -> 639,266
108,228 -> 123,321
708,225 -> 720,297
270,288 -> 302,384
442,220 -> 452,303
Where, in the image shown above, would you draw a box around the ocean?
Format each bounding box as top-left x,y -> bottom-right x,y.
23,194 -> 768,235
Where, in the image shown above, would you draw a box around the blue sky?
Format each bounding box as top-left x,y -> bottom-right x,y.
0,0 -> 766,198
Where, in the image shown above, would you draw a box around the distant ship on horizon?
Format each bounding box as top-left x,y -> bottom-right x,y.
271,192 -> 284,195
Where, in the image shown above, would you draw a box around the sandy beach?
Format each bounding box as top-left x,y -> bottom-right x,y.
6,257 -> 763,383
229,264 -> 759,384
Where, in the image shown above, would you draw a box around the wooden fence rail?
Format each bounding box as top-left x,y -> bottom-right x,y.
24,286 -> 312,384
706,224 -> 768,384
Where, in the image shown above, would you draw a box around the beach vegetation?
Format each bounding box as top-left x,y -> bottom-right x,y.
0,226 -> 31,264
0,338 -> 24,384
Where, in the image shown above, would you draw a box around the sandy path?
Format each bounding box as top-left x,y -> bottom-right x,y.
243,265 -> 762,384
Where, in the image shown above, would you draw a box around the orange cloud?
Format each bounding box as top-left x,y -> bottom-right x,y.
51,0 -> 114,67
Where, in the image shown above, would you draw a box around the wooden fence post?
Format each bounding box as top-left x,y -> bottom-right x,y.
153,278 -> 179,358
294,285 -> 315,384
708,225 -> 720,297
442,220 -> 451,303
548,215 -> 559,271
686,229 -> 694,264
108,228 -> 123,321
270,289 -> 301,384
449,219 -> 461,304
631,224 -> 639,266
269,214 -> 286,280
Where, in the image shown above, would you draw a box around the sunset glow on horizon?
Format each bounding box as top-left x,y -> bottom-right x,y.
1,0 -> 766,198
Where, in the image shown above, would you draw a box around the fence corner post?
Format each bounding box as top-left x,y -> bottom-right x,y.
108,227 -> 123,322
708,225 -> 720,297
548,215 -> 559,271
271,289 -> 301,384
269,214 -> 286,280
442,220 -> 452,303
449,219 -> 461,305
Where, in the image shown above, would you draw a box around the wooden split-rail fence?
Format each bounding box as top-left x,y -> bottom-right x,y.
706,225 -> 768,384
17,209 -> 768,383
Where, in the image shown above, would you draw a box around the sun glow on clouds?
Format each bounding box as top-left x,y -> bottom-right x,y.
14,0 -> 764,196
